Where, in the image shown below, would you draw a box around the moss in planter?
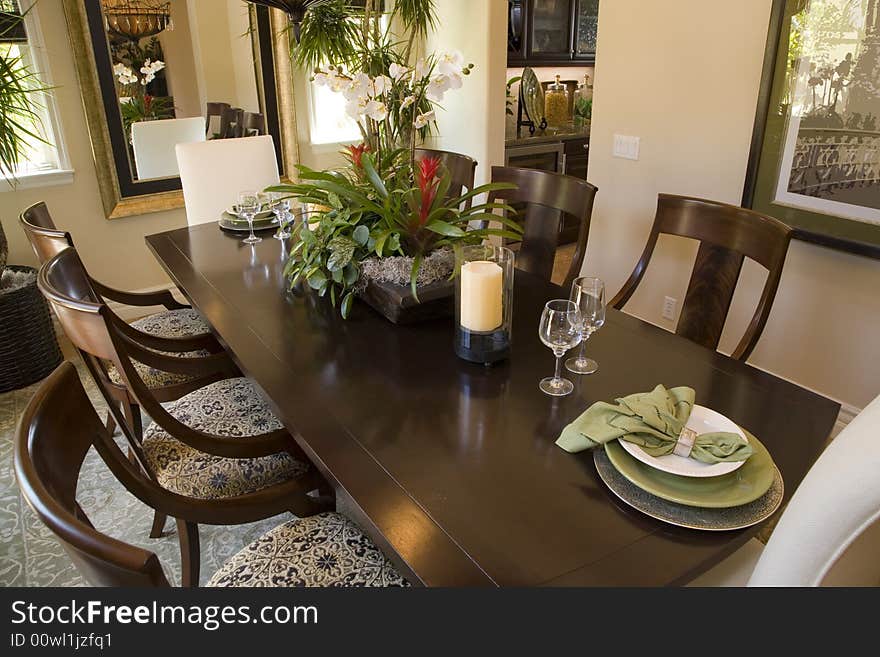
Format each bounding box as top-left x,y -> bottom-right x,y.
0,268 -> 35,293
357,248 -> 454,292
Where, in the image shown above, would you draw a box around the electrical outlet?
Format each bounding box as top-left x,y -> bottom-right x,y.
613,134 -> 640,160
662,296 -> 677,321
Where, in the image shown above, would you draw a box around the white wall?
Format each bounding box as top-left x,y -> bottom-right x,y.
425,0 -> 508,185
586,0 -> 880,410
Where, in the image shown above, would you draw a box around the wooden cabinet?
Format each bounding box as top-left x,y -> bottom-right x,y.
508,0 -> 599,67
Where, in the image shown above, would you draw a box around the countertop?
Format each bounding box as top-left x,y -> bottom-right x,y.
505,122 -> 590,147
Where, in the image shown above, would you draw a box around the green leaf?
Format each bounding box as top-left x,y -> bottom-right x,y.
409,253 -> 423,302
343,263 -> 359,286
327,235 -> 356,271
361,153 -> 389,199
307,270 -> 327,291
341,292 -> 354,319
352,225 -> 370,246
425,220 -> 466,237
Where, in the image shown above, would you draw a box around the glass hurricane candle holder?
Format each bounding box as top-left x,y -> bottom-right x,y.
454,245 -> 515,365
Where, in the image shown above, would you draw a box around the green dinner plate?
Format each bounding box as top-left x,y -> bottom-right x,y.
604,428 -> 776,508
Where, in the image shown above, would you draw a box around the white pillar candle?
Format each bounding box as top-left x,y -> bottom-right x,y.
460,260 -> 503,332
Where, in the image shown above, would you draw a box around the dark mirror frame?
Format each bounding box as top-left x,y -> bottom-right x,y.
743,0 -> 880,260
63,0 -> 298,219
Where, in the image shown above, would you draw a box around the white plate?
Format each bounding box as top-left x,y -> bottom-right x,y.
618,405 -> 748,478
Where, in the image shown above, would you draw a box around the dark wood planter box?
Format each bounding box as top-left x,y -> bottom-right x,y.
358,277 -> 454,324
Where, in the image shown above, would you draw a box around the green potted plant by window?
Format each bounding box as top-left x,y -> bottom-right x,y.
0,7 -> 63,390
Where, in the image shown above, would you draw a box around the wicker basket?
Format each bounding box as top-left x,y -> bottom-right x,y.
0,265 -> 63,393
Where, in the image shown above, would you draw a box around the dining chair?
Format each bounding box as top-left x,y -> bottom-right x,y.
176,135 -> 280,226
414,148 -> 477,209
241,111 -> 265,137
487,166 -> 598,289
689,392 -> 880,586
20,203 -> 217,437
611,195 -> 793,361
219,106 -> 244,139
15,362 -> 408,587
131,117 -> 206,180
205,101 -> 230,138
37,249 -> 335,585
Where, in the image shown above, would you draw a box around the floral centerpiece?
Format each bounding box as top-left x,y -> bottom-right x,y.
259,0 -> 521,319
113,59 -> 171,141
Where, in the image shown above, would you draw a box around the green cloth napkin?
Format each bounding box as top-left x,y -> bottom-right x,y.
556,384 -> 753,464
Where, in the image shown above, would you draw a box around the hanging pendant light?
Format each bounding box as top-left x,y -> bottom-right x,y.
101,0 -> 173,42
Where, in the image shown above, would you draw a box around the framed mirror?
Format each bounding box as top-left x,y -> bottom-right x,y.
62,0 -> 298,219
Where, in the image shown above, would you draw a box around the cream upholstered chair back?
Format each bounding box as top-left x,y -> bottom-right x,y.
748,394 -> 880,586
175,135 -> 280,226
131,117 -> 206,180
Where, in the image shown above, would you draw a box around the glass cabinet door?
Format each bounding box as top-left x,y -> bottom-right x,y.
528,0 -> 572,58
574,0 -> 599,59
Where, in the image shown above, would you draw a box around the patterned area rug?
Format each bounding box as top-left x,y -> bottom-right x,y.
0,347 -> 292,587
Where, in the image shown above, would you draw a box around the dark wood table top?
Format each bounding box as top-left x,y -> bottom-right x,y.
146,224 -> 840,586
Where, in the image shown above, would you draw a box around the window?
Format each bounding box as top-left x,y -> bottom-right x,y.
1,0 -> 72,189
307,76 -> 362,146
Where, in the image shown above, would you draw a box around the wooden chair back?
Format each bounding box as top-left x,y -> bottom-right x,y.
38,248 -> 284,460
20,201 -> 73,264
242,111 -> 265,137
14,362 -> 170,587
205,101 -> 231,134
610,194 -> 793,361
488,166 -> 598,288
414,148 -> 477,209
220,107 -> 245,139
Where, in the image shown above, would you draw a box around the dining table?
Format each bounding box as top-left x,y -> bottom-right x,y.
146,223 -> 840,586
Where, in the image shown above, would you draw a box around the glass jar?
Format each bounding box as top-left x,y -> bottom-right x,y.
544,75 -> 569,127
454,245 -> 515,365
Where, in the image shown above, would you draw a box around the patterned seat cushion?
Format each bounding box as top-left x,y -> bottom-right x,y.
131,308 -> 210,338
142,377 -> 309,499
207,513 -> 410,587
106,309 -> 211,388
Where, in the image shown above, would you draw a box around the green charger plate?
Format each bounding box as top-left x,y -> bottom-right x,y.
604,428 -> 776,508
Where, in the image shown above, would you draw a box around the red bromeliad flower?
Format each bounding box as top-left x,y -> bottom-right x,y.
345,143 -> 371,168
416,156 -> 442,226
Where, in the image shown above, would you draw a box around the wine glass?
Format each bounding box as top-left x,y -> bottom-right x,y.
238,190 -> 261,245
538,299 -> 582,396
272,193 -> 293,240
566,277 -> 605,375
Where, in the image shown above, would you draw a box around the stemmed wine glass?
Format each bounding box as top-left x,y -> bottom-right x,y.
238,190 -> 261,245
538,299 -> 583,396
566,276 -> 605,375
271,193 -> 293,240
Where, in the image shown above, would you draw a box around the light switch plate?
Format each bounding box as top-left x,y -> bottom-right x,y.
613,134 -> 640,160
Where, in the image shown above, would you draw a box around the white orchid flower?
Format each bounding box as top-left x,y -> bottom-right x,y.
389,63 -> 409,81
345,99 -> 366,120
400,95 -> 416,110
313,72 -> 331,87
372,75 -> 392,96
344,72 -> 372,102
414,110 -> 435,129
364,100 -> 388,122
414,57 -> 431,81
436,50 -> 465,77
426,75 -> 452,102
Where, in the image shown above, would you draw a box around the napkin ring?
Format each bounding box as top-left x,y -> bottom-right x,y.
673,427 -> 697,458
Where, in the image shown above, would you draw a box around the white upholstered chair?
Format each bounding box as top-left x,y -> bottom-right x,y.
690,394 -> 880,586
131,117 -> 206,180
176,135 -> 280,226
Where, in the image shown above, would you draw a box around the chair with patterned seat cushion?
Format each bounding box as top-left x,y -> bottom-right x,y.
141,377 -> 311,500
38,249 -> 334,586
16,364 -> 394,588
208,513 -> 409,587
20,202 -> 218,448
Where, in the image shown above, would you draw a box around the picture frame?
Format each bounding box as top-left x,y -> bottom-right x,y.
742,0 -> 880,259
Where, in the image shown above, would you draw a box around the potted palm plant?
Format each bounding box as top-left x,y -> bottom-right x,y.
251,0 -> 521,321
0,7 -> 63,391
